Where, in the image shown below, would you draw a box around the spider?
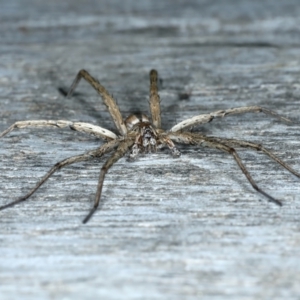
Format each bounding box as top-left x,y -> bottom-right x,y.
0,69 -> 299,224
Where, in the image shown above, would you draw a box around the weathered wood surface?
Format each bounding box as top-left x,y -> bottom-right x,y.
1,0 -> 300,299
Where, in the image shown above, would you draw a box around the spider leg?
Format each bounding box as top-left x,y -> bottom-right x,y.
0,139 -> 119,213
168,132 -> 283,206
170,106 -> 293,132
227,146 -> 282,206
83,138 -> 134,224
149,69 -> 161,128
210,138 -> 300,178
66,69 -> 127,136
0,120 -> 117,140
160,135 -> 181,157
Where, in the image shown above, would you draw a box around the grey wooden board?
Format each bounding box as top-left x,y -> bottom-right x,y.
1,0 -> 300,299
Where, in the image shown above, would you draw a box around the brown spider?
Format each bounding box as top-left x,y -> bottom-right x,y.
0,69 -> 299,223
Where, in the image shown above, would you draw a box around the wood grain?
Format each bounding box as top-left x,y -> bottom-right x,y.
0,1 -> 300,299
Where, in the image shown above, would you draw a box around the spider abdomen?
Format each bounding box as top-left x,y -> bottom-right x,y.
125,113 -> 151,130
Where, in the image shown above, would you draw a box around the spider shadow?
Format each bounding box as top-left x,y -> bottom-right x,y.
58,87 -> 118,131
58,87 -> 100,120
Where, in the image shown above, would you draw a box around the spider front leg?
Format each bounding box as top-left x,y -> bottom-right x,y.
170,106 -> 293,132
83,138 -> 134,223
229,146 -> 282,206
67,69 -> 127,136
0,139 -> 119,217
211,137 -> 300,178
168,132 -> 287,206
0,120 -> 117,140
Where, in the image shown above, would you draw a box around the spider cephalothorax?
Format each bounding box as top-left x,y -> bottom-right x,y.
0,69 -> 299,223
125,113 -> 160,158
125,113 -> 180,159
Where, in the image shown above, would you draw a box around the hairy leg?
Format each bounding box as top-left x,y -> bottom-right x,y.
149,69 -> 161,129
0,139 -> 119,213
67,69 -> 127,136
83,139 -> 135,223
168,131 -> 288,206
210,137 -> 300,178
0,120 -> 117,140
170,106 -> 292,132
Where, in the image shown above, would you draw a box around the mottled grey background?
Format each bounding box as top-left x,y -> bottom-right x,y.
0,0 -> 300,299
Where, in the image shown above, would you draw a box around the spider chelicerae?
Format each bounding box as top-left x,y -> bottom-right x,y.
0,69 -> 299,223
